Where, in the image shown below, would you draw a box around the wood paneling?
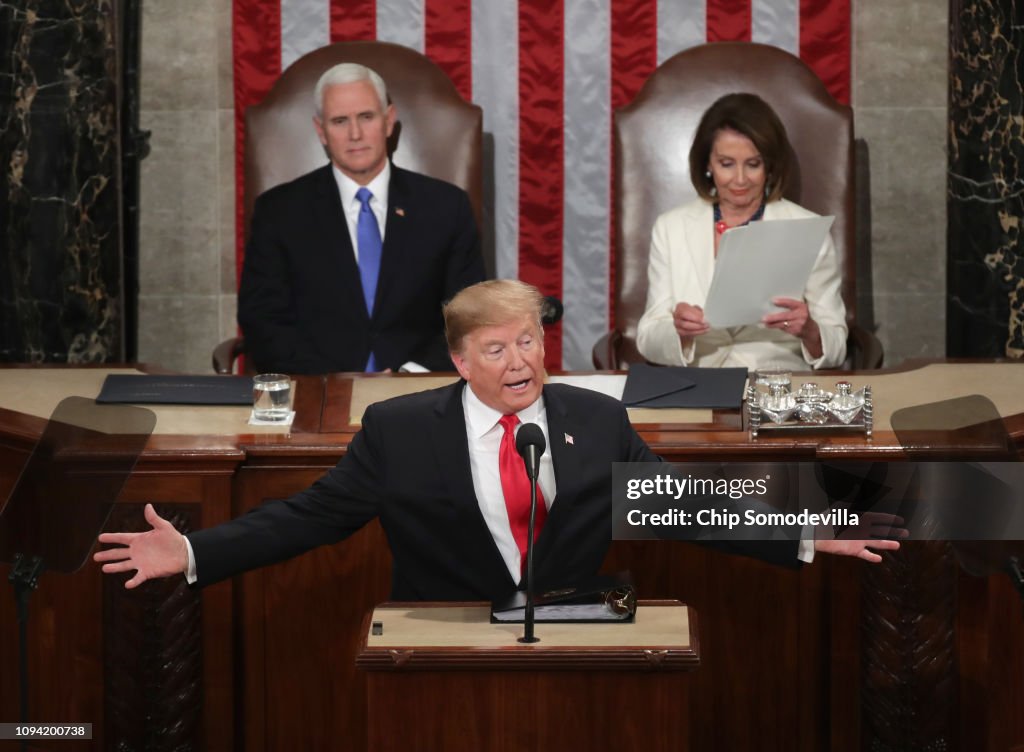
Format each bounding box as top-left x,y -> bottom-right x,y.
1,365 -> 1022,751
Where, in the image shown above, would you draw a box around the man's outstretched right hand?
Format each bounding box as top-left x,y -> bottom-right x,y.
94,503 -> 189,589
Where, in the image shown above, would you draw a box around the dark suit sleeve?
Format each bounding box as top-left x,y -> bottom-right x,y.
188,404 -> 388,587
443,189 -> 486,297
619,407 -> 662,464
237,192 -> 316,374
410,188 -> 485,371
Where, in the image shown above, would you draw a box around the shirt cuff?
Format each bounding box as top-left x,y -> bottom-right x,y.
398,361 -> 429,373
679,336 -> 696,366
797,537 -> 816,564
800,340 -> 828,369
184,535 -> 198,584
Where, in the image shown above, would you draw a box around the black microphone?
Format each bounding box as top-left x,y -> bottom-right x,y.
540,296 -> 564,325
515,423 -> 546,481
514,422 -> 546,644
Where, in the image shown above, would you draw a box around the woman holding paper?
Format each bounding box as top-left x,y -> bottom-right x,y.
635,93 -> 847,370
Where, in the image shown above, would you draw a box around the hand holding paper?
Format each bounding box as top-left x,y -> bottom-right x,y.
702,216 -> 835,328
763,298 -> 823,358
672,302 -> 711,339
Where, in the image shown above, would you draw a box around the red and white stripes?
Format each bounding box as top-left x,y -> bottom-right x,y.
234,0 -> 850,368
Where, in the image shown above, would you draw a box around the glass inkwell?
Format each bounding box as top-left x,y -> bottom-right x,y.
827,381 -> 866,424
746,377 -> 873,438
794,382 -> 831,424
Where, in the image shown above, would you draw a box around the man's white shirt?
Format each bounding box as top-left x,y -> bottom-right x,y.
334,161 -> 390,262
462,385 -> 556,582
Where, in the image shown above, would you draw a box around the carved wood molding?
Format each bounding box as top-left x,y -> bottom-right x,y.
103,504 -> 202,752
862,542 -> 956,752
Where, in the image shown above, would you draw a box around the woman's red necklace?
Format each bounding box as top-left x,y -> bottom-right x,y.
714,201 -> 766,235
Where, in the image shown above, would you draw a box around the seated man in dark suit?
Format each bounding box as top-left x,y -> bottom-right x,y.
238,62 -> 485,374
96,280 -> 899,599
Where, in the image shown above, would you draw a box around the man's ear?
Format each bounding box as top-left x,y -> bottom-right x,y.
313,116 -> 327,146
450,351 -> 471,382
384,104 -> 396,137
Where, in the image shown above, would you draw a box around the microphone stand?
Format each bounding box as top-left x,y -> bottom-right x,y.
519,443 -> 540,644
9,553 -> 43,752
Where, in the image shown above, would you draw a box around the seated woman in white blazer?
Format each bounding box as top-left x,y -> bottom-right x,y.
636,93 -> 847,370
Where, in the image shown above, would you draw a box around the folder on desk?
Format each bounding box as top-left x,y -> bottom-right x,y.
96,374 -> 254,406
622,363 -> 747,409
491,572 -> 637,623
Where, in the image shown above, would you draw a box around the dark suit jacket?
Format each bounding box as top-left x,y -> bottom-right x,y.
238,164 -> 485,374
189,382 -> 800,601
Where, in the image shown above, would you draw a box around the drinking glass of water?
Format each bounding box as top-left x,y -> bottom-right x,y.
252,374 -> 292,421
754,365 -> 792,396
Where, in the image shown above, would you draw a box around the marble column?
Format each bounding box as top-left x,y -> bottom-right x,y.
948,0 -> 1024,358
0,0 -> 123,363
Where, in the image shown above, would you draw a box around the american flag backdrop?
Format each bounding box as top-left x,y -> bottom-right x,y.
233,0 -> 851,369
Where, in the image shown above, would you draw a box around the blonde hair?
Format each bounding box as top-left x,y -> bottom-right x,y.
444,280 -> 544,353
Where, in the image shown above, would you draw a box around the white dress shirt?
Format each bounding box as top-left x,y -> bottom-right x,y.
462,385 -> 556,582
333,161 -> 390,262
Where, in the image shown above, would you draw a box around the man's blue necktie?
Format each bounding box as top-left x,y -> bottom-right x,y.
356,187 -> 382,371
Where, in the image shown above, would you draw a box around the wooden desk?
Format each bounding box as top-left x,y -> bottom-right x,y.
1,362 -> 1022,751
357,601 -> 698,752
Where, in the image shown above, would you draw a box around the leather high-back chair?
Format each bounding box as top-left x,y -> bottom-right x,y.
592,42 -> 881,370
214,41 -> 483,373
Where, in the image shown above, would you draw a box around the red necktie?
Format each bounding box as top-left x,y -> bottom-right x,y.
498,414 -> 547,571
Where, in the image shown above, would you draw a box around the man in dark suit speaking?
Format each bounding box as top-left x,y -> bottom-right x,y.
96,280 -> 898,598
238,62 -> 485,374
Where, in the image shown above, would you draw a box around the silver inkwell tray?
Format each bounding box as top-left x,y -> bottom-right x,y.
745,369 -> 873,438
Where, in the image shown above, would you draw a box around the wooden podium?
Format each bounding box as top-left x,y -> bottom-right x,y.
356,600 -> 699,751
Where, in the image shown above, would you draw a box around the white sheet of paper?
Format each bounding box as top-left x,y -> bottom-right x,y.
549,374 -> 626,400
702,216 -> 835,328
